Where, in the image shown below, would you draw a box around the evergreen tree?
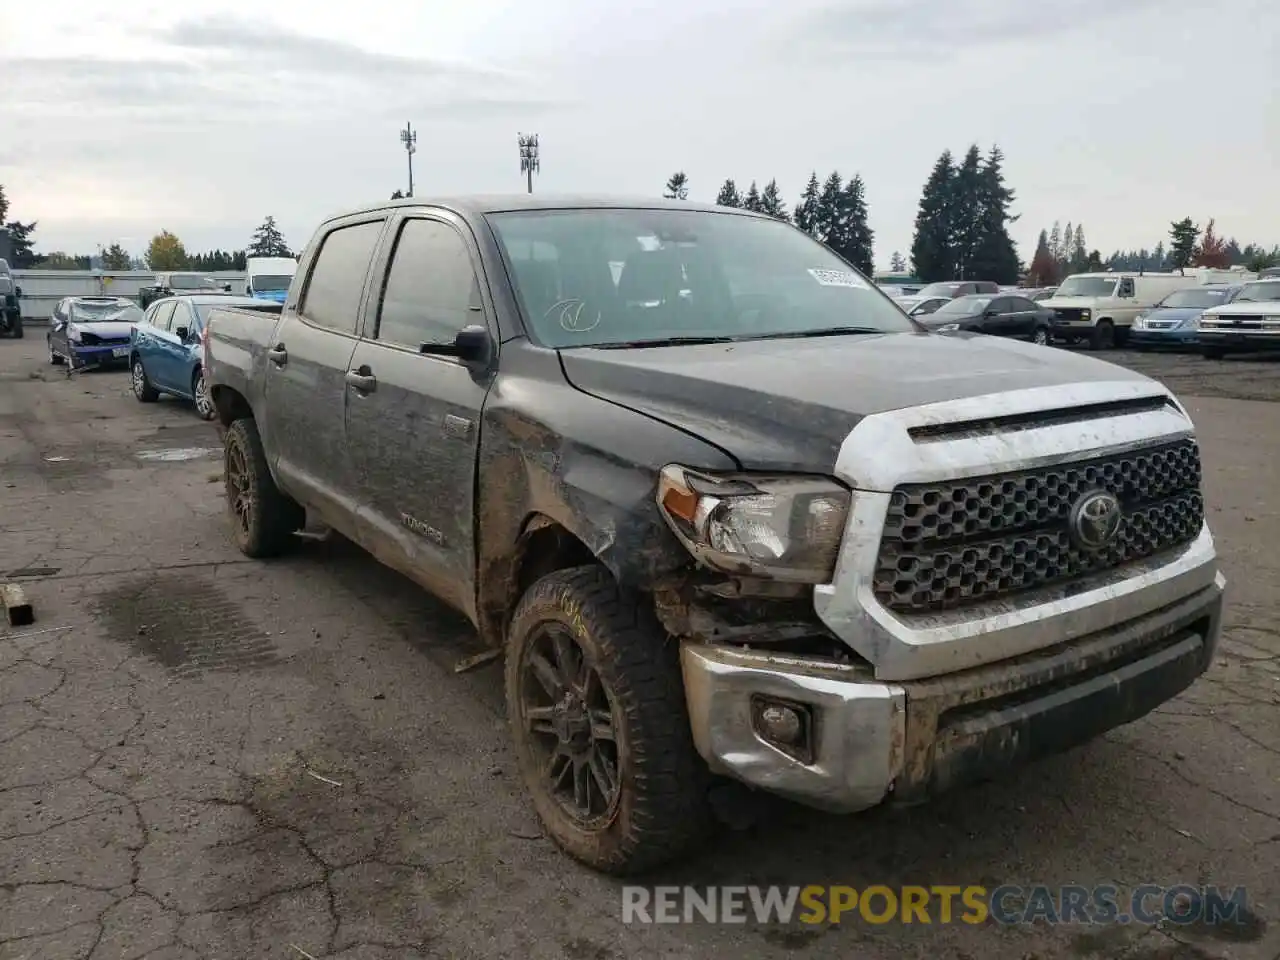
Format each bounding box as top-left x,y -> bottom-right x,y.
1169,217 -> 1199,272
4,220 -> 39,267
390,189 -> 405,199
910,151 -> 956,281
950,146 -> 984,279
742,181 -> 763,212
0,183 -> 8,223
889,251 -> 906,272
1151,241 -> 1166,270
101,243 -> 131,270
793,172 -> 821,235
715,179 -> 742,208
662,171 -> 689,200
1072,225 -> 1086,269
833,174 -> 874,275
1048,221 -> 1062,262
759,179 -> 787,219
968,146 -> 1020,284
815,172 -> 844,248
247,216 -> 291,258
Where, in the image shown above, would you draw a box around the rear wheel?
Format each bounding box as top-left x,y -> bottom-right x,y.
223,418 -> 305,557
131,357 -> 159,401
192,367 -> 215,420
506,566 -> 713,875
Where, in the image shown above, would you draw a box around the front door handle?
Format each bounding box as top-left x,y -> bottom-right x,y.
267,344 -> 288,365
345,369 -> 377,393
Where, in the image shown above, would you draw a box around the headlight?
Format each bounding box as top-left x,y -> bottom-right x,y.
1133,315 -> 1146,328
1184,315 -> 1200,329
1080,310 -> 1091,320
657,465 -> 850,583
936,323 -> 960,332
67,325 -> 82,341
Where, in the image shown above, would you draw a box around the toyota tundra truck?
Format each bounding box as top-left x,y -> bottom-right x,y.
204,196 -> 1226,875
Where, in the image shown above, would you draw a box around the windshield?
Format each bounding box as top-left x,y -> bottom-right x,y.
1157,289 -> 1231,309
168,275 -> 216,290
1235,280 -> 1280,303
486,209 -> 915,348
250,274 -> 292,292
934,296 -> 990,315
70,301 -> 138,322
1055,276 -> 1118,298
916,282 -> 963,297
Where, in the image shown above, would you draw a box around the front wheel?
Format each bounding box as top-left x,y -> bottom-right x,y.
1031,327 -> 1049,346
223,418 -> 305,557
131,357 -> 159,401
505,566 -> 712,875
192,367 -> 215,421
48,339 -> 64,365
1090,321 -> 1115,350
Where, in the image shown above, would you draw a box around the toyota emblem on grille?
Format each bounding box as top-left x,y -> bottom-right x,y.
1069,490 -> 1123,550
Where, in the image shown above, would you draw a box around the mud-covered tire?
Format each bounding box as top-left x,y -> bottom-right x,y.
505,565 -> 712,875
131,357 -> 159,401
223,418 -> 305,558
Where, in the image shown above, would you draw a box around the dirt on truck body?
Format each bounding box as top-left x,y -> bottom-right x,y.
203,194 -> 1225,874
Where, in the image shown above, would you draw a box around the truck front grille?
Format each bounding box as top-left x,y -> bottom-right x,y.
873,439 -> 1203,614
1052,308 -> 1085,323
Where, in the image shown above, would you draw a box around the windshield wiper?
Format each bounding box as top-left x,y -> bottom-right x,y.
593,335 -> 739,349
745,327 -> 887,341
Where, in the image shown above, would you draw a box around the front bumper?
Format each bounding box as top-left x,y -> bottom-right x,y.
681,573 -> 1224,812
68,342 -> 131,364
1198,330 -> 1280,352
1129,327 -> 1197,346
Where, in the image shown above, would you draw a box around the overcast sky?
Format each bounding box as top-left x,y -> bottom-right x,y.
2,0 -> 1276,269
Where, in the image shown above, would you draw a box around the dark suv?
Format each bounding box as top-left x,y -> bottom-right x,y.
0,258 -> 22,338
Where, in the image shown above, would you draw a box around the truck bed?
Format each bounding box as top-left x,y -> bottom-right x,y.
204,303 -> 283,419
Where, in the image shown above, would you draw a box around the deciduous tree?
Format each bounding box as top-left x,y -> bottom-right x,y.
1028,230 -> 1058,285
147,231 -> 189,270
1194,218 -> 1230,268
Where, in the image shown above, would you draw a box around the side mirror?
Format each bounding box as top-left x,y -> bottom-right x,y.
419,324 -> 490,364
175,326 -> 189,340
13,287 -> 21,297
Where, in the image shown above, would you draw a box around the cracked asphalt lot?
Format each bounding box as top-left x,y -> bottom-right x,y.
2,337 -> 1279,960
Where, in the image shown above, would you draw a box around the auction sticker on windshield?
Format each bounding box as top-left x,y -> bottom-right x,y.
808,269 -> 870,289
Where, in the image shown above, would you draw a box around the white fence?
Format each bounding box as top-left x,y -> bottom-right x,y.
13,270 -> 250,321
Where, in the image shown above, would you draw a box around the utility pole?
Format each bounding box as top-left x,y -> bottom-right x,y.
399,122 -> 417,197
518,133 -> 540,194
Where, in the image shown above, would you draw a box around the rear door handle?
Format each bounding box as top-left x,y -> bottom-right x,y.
267,344 -> 287,365
345,369 -> 377,392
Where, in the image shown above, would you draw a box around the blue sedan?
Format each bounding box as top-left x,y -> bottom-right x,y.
129,295 -> 271,419
1129,285 -> 1241,349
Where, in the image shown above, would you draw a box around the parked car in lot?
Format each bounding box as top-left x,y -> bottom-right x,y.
1129,285 -> 1241,350
1196,278 -> 1280,359
205,195 -> 1224,875
47,297 -> 142,368
904,296 -> 951,317
916,292 -> 1054,343
0,258 -> 22,338
138,272 -> 229,308
130,295 -> 280,418
1043,272 -> 1202,349
912,279 -> 1001,299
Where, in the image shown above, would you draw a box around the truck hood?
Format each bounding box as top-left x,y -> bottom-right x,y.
1205,300 -> 1280,317
69,319 -> 134,338
558,331 -> 1150,474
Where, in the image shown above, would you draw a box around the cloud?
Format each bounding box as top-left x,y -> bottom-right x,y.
790,0 -> 1166,58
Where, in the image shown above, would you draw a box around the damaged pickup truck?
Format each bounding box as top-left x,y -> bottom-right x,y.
204,196 -> 1226,874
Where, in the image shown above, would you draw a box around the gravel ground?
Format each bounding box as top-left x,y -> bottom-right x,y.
1,337 -> 1278,960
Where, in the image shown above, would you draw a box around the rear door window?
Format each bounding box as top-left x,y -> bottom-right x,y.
300,220 -> 385,334
153,301 -> 177,332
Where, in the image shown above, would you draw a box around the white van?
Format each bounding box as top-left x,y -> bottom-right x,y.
244,257 -> 297,304
1043,272 -> 1203,349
